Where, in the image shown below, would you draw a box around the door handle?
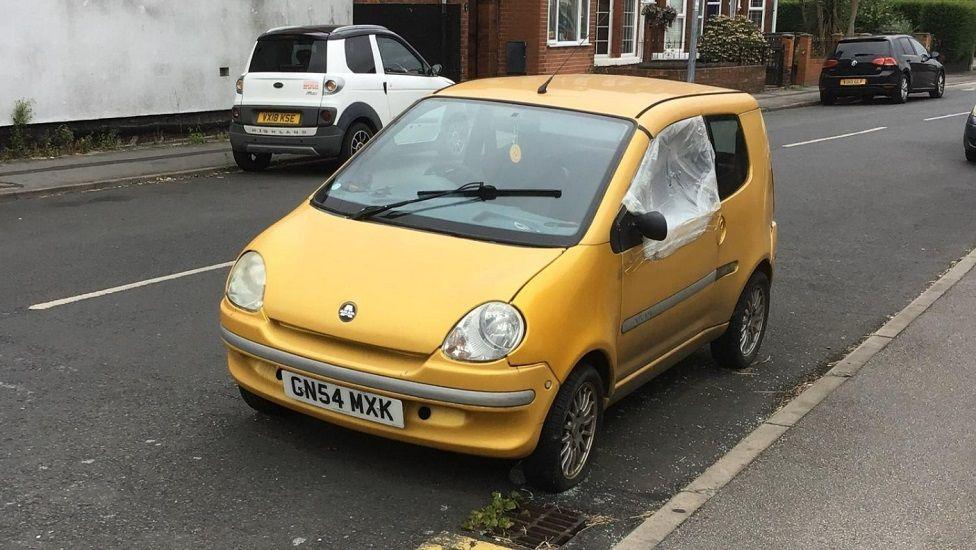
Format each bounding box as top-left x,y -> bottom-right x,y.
383,82 -> 388,94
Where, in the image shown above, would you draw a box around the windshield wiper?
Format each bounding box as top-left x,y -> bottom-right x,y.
349,181 -> 561,221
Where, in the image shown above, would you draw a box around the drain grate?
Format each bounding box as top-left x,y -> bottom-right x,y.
509,503 -> 587,548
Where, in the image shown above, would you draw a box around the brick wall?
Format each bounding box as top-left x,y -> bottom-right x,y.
594,63 -> 767,93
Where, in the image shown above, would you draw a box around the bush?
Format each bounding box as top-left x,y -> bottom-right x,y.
8,98 -> 34,155
892,0 -> 976,63
776,0 -> 806,32
697,15 -> 769,64
857,0 -> 915,33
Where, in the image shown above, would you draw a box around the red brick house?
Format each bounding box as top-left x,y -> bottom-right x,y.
353,0 -> 778,81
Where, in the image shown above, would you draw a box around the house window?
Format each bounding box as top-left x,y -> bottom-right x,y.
620,0 -> 639,55
699,0 -> 722,31
664,0 -> 686,52
595,0 -> 611,55
748,0 -> 765,29
549,0 -> 590,44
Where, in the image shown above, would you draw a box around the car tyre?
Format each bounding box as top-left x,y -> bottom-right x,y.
233,151 -> 272,172
340,122 -> 374,162
891,73 -> 909,104
967,147 -> 976,163
239,386 -> 287,416
711,271 -> 770,370
524,365 -> 604,493
819,90 -> 836,106
930,71 -> 946,98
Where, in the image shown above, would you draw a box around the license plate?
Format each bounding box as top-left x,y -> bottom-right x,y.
840,78 -> 867,86
282,370 -> 404,428
257,111 -> 301,125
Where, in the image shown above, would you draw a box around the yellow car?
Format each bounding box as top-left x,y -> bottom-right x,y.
220,74 -> 776,492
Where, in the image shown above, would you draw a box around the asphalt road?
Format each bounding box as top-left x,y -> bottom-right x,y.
2,88 -> 975,549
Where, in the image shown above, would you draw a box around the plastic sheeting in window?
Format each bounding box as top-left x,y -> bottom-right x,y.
622,116 -> 720,260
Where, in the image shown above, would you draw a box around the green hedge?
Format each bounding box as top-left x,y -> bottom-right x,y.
775,0 -> 976,64
893,0 -> 976,63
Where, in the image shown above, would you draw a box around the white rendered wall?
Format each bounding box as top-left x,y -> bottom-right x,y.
0,0 -> 352,126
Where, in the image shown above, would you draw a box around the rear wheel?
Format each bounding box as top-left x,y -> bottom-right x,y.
340,122 -> 374,162
966,147 -> 976,163
239,386 -> 287,416
891,73 -> 909,104
819,90 -> 836,105
711,271 -> 771,370
930,71 -> 945,98
524,365 -> 604,493
233,151 -> 272,172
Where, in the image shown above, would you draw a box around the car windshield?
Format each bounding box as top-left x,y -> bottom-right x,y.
312,98 -> 634,247
833,40 -> 891,58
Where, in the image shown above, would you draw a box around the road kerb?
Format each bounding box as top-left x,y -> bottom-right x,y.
614,246 -> 976,550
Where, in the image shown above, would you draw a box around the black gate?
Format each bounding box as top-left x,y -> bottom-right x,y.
765,35 -> 785,86
353,4 -> 462,82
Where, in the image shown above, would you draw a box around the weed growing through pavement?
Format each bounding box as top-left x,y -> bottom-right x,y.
461,491 -> 526,535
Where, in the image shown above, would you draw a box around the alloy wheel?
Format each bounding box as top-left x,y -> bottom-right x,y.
739,285 -> 767,357
560,382 -> 597,480
350,129 -> 371,153
900,78 -> 909,101
937,74 -> 945,95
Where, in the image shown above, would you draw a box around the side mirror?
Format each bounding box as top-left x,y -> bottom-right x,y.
928,51 -> 940,61
633,211 -> 668,241
429,63 -> 442,76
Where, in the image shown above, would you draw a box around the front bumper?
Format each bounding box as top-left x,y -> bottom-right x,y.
229,122 -> 344,157
820,71 -> 899,96
220,303 -> 559,458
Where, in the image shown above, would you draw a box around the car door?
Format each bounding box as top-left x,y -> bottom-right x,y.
616,118 -> 720,380
706,111 -> 772,326
897,37 -> 929,89
910,38 -> 939,88
335,34 -> 391,126
375,35 -> 438,117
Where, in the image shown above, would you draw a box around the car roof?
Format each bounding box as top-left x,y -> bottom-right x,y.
839,35 -> 909,43
435,74 -> 756,120
259,24 -> 394,40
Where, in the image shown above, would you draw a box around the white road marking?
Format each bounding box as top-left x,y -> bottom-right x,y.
923,112 -> 970,121
29,261 -> 234,311
782,126 -> 887,148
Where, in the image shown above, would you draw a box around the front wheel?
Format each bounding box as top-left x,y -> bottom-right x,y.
239,386 -> 287,416
711,271 -> 771,370
524,366 -> 604,493
891,73 -> 909,104
930,72 -> 945,98
233,151 -> 272,172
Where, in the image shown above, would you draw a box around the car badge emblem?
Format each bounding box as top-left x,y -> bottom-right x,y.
338,302 -> 357,322
851,59 -> 858,66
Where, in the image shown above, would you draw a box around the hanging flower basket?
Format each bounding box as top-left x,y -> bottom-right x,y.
642,4 -> 678,28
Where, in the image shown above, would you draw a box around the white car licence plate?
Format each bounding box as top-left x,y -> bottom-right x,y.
282,371 -> 404,428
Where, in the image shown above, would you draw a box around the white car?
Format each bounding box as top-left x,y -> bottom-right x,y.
231,25 -> 454,171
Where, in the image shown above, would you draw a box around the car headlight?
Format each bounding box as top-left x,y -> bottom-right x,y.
226,251 -> 266,311
442,302 -> 525,362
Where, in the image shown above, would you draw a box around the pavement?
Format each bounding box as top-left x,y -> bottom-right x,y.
652,253 -> 976,549
1,82 -> 976,549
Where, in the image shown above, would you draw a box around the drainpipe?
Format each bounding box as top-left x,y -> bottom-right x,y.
771,0 -> 779,32
687,0 -> 701,82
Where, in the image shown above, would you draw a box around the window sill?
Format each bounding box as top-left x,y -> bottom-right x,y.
547,41 -> 592,48
594,55 -> 642,66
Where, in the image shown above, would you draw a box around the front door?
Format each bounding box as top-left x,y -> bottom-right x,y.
376,35 -> 440,117
616,116 -> 722,380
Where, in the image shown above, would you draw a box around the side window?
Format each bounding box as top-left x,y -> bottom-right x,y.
344,35 -> 376,73
704,115 -> 749,200
910,38 -> 928,57
898,38 -> 914,56
376,36 -> 426,75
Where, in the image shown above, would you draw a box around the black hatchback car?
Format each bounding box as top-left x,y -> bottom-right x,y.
820,35 -> 945,105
